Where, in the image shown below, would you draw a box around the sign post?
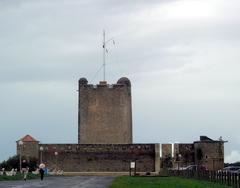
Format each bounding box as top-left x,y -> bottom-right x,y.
129,162 -> 136,176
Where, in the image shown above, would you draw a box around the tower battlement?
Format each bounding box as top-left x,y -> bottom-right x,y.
79,84 -> 128,89
79,77 -> 131,89
78,77 -> 132,144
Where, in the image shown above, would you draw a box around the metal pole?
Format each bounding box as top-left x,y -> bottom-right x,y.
18,140 -> 23,172
134,160 -> 137,176
55,152 -> 58,170
19,146 -> 22,172
40,151 -> 43,163
103,30 -> 106,81
39,146 -> 44,164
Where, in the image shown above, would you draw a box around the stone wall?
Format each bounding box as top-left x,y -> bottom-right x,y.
162,144 -> 172,158
194,141 -> 224,171
40,144 -> 159,172
160,139 -> 224,171
16,141 -> 39,159
173,143 -> 194,168
78,78 -> 132,144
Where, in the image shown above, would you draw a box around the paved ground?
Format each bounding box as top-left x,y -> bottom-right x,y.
0,176 -> 114,188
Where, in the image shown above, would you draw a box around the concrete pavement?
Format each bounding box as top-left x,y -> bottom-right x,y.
0,176 -> 114,188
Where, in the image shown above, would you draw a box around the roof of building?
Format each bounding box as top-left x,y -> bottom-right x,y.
194,136 -> 227,143
19,134 -> 39,142
200,136 -> 213,142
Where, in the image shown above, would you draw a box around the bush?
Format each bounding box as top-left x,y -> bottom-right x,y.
0,155 -> 38,171
0,172 -> 39,181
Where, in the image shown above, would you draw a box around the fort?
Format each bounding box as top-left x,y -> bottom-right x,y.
16,77 -> 225,173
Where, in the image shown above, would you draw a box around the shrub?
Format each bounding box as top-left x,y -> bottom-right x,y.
0,155 -> 38,171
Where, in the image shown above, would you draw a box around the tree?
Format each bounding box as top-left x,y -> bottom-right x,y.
0,155 -> 38,171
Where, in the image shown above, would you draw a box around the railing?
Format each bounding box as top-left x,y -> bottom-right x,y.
168,170 -> 240,188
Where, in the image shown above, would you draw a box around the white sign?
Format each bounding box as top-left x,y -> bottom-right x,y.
130,162 -> 135,169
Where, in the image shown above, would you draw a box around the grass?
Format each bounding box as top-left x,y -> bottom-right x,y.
0,173 -> 39,181
109,176 -> 232,188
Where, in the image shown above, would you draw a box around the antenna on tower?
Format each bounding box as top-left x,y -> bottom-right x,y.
102,30 -> 115,81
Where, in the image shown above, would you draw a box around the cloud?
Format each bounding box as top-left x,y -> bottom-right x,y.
225,150 -> 240,163
0,0 -> 240,162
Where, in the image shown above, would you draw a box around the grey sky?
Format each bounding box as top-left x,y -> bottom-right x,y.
0,0 -> 240,163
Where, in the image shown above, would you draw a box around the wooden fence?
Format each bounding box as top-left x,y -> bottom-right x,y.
168,170 -> 240,188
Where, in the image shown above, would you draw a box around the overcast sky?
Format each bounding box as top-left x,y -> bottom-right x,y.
0,0 -> 240,163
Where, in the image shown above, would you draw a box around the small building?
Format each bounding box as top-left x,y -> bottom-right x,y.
16,135 -> 39,160
194,136 -> 225,171
162,136 -> 226,171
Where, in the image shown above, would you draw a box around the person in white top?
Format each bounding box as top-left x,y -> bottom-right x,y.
39,163 -> 45,180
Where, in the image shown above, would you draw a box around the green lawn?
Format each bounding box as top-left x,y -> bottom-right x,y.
0,173 -> 39,181
109,176 -> 231,188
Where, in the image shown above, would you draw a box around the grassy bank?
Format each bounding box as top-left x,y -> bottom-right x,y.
109,176 -> 231,188
0,173 -> 39,181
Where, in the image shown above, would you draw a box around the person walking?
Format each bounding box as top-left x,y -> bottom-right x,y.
21,160 -> 29,181
39,163 -> 45,181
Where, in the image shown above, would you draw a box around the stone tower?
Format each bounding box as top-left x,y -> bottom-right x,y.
194,136 -> 224,171
16,135 -> 39,160
78,77 -> 132,144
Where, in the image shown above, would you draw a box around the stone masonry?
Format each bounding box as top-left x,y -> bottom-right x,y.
160,136 -> 225,171
78,77 -> 132,144
39,144 -> 160,172
194,136 -> 224,171
16,135 -> 39,160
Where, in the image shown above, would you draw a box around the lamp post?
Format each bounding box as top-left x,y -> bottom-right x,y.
177,154 -> 182,171
18,140 -> 23,172
39,146 -> 44,163
54,151 -> 58,170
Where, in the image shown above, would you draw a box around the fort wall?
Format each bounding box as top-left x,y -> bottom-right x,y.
194,141 -> 224,171
40,144 -> 159,172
